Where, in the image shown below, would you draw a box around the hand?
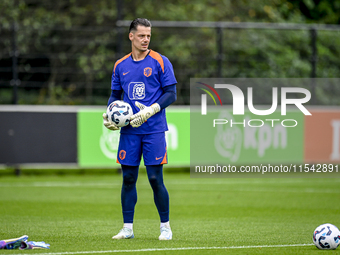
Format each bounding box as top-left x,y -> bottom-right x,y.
130,102 -> 160,128
102,113 -> 119,131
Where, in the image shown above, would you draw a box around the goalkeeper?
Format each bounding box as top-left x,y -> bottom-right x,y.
103,18 -> 177,241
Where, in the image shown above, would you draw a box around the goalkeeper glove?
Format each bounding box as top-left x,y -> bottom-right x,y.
130,102 -> 160,128
20,241 -> 50,250
103,113 -> 119,131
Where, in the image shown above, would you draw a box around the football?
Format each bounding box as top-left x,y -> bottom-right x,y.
313,223 -> 340,250
107,100 -> 133,127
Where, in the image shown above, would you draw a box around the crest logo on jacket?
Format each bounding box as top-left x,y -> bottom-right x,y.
144,67 -> 152,77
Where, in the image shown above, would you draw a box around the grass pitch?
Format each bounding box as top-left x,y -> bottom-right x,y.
0,171 -> 340,254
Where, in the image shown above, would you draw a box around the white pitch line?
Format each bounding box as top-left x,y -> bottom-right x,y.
0,182 -> 120,188
9,243 -> 315,255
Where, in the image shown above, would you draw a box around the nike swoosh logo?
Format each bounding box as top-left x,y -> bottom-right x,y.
123,72 -> 130,75
156,157 -> 163,160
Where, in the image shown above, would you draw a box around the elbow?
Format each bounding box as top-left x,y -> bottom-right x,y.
172,91 -> 177,104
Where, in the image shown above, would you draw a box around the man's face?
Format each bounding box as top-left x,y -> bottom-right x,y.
129,25 -> 151,52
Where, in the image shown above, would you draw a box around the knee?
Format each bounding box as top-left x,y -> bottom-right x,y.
149,175 -> 162,189
123,173 -> 137,187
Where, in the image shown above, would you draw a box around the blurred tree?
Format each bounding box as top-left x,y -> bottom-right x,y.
286,0 -> 340,24
0,0 -> 118,104
0,0 -> 339,105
